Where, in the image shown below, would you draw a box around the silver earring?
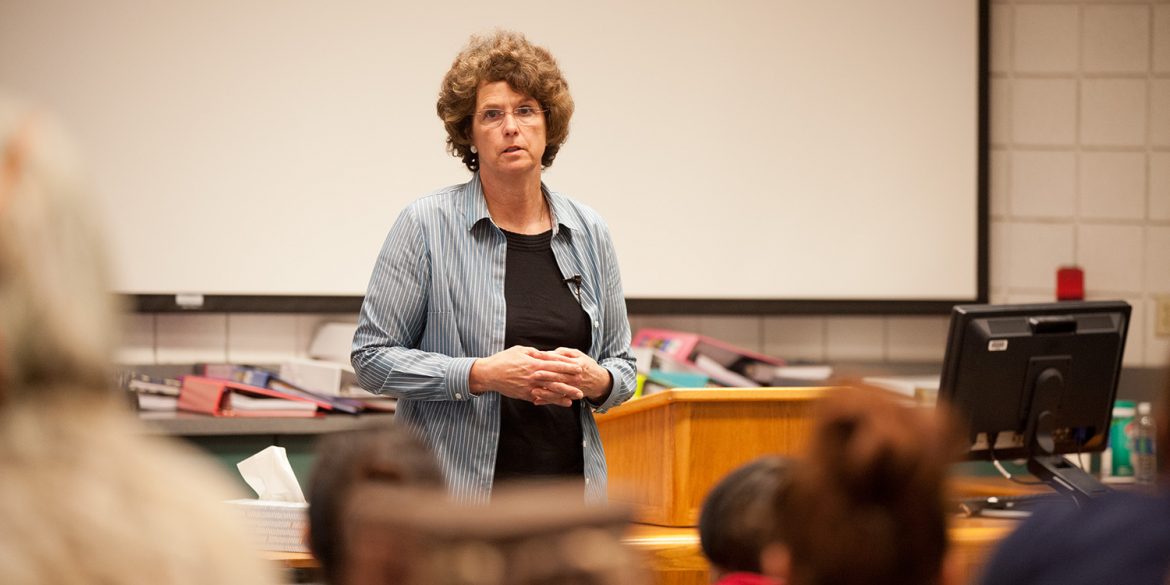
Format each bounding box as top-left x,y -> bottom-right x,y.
470,145 -> 478,154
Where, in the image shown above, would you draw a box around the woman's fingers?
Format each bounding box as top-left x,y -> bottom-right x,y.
543,381 -> 583,401
529,357 -> 584,377
532,350 -> 577,364
531,386 -> 574,407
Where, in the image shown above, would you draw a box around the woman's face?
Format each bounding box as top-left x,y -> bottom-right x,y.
470,81 -> 546,177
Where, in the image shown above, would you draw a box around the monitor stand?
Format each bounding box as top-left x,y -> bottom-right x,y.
1023,363 -> 1113,506
1027,454 -> 1111,506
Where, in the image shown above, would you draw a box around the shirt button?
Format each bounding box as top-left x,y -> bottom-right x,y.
585,477 -> 591,485
582,440 -> 588,448
455,393 -> 463,400
593,320 -> 600,328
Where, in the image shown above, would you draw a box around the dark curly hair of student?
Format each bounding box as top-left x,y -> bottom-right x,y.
436,30 -> 574,172
307,424 -> 445,585
699,456 -> 793,576
785,389 -> 963,585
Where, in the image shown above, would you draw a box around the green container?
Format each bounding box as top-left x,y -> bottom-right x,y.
1105,400 -> 1136,480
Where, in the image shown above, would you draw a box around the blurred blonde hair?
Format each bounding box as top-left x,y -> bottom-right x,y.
0,93 -> 280,584
0,93 -> 119,403
0,400 -> 281,584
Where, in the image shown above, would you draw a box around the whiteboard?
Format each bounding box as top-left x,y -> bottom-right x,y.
0,1 -> 981,304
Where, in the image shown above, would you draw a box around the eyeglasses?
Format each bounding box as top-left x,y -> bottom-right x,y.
473,106 -> 547,128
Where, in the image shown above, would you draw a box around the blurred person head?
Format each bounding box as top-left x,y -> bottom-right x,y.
308,424 -> 446,584
436,30 -> 574,173
0,92 -> 118,407
343,480 -> 649,585
784,389 -> 962,585
699,456 -> 793,583
0,92 -> 280,584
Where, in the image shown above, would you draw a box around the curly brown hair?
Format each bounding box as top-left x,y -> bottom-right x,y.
436,30 -> 574,172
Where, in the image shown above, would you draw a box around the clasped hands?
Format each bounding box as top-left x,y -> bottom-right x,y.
469,346 -> 612,407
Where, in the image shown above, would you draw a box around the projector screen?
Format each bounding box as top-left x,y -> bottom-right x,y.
0,1 -> 983,310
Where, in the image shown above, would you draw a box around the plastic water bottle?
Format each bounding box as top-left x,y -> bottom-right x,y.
1131,401 -> 1157,486
1102,401 -> 1135,482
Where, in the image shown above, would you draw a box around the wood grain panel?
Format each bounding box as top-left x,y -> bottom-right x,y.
598,388 -> 831,526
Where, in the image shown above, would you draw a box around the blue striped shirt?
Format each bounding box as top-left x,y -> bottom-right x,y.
351,173 -> 636,503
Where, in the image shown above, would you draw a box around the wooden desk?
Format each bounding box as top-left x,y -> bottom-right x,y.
265,518 -> 1017,585
262,550 -> 317,569
624,524 -> 708,584
628,518 -> 1016,585
948,518 -> 1020,585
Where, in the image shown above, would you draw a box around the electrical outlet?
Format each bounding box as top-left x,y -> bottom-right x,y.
1157,297 -> 1170,338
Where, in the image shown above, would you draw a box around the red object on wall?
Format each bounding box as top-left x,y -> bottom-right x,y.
1057,266 -> 1084,301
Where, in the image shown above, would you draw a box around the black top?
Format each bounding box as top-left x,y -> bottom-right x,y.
494,229 -> 591,486
977,490 -> 1170,585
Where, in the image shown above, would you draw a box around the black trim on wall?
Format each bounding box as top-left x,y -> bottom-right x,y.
129,294 -> 364,314
127,294 -> 966,316
125,0 -> 991,318
625,298 -> 967,315
977,0 -> 991,306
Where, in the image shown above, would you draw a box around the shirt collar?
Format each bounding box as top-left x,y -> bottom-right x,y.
462,172 -> 583,236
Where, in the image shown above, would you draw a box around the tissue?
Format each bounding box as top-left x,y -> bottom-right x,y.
227,445 -> 309,553
237,445 -> 306,503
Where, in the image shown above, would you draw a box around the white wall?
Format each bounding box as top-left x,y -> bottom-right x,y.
0,0 -> 979,302
120,0 -> 1170,368
989,0 -> 1170,367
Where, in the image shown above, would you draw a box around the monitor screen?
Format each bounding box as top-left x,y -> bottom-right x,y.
939,301 -> 1131,465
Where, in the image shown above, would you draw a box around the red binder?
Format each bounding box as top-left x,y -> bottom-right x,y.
178,376 -> 325,418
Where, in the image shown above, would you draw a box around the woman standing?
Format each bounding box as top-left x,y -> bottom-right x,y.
352,31 -> 636,503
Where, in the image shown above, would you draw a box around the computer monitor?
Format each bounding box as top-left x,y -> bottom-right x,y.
938,300 -> 1131,503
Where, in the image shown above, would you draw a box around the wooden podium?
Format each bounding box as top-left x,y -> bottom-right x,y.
595,387 -> 830,527
595,387 -> 1019,585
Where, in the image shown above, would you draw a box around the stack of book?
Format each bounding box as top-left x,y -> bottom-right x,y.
631,329 -> 833,392
196,363 -> 395,415
123,373 -> 182,412
124,364 -> 398,417
178,376 -> 324,418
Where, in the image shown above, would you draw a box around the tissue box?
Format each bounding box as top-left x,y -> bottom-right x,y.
225,499 -> 309,553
